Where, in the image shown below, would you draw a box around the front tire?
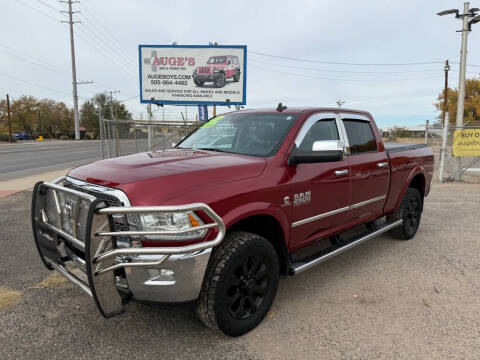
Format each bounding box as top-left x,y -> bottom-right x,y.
214,73 -> 226,88
195,231 -> 279,337
388,187 -> 422,240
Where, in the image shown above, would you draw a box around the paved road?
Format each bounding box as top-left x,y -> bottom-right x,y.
1,184 -> 479,359
0,140 -> 142,182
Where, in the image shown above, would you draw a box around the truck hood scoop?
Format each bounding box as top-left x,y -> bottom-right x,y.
68,150 -> 267,205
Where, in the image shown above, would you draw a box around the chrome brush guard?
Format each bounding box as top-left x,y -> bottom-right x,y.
31,177 -> 225,318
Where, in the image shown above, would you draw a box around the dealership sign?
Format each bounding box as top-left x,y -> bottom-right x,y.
139,45 -> 247,105
453,129 -> 480,156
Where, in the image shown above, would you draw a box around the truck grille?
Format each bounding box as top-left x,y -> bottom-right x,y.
197,66 -> 211,74
64,179 -> 133,246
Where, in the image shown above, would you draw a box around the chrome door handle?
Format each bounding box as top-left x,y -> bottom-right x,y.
335,169 -> 349,176
377,162 -> 389,168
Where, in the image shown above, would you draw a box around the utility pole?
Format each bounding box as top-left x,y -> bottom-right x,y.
437,3 -> 480,180
6,94 -> 13,143
442,60 -> 450,125
336,99 -> 345,108
61,0 -> 81,140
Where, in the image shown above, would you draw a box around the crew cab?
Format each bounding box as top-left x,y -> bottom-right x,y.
193,55 -> 241,87
31,107 -> 434,336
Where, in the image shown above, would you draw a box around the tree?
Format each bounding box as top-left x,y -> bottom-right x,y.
81,93 -> 132,137
435,77 -> 480,126
80,100 -> 99,137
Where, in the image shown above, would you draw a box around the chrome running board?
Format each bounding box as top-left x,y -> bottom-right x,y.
290,219 -> 403,275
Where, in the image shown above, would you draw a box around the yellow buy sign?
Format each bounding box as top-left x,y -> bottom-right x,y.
453,129 -> 480,157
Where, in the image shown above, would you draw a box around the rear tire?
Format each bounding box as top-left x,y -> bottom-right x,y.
195,231 -> 279,337
388,187 -> 422,240
233,70 -> 240,82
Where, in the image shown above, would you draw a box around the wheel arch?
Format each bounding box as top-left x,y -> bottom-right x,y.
227,213 -> 289,275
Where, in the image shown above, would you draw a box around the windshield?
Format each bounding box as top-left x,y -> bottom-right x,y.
207,56 -> 227,64
177,113 -> 298,157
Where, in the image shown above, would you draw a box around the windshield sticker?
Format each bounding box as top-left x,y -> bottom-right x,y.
200,116 -> 224,128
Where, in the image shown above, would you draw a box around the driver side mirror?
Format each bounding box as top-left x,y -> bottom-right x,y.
288,140 -> 344,165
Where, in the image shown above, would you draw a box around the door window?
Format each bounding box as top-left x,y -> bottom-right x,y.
342,120 -> 377,153
298,119 -> 339,152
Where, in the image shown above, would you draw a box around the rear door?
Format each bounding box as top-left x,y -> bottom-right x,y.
340,114 -> 390,220
290,113 -> 351,250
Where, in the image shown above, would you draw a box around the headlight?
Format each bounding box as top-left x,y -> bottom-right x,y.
137,212 -> 206,241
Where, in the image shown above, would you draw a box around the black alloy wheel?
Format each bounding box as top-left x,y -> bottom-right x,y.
226,255 -> 270,320
195,231 -> 279,336
388,187 -> 422,240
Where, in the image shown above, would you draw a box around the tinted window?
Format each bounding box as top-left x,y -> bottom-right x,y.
298,119 -> 339,151
343,120 -> 377,153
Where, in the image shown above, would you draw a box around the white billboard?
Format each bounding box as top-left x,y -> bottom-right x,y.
139,45 -> 247,105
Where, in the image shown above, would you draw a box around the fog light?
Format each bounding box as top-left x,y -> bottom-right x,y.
145,268 -> 176,285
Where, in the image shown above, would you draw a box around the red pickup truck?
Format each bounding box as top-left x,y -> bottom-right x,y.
31,107 -> 434,336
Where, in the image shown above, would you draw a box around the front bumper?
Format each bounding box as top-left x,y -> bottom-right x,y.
193,74 -> 218,82
124,250 -> 211,303
31,177 -> 225,318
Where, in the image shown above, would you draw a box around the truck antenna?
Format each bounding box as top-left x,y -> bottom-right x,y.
277,103 -> 287,112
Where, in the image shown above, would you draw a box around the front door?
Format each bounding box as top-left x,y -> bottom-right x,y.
289,113 -> 351,251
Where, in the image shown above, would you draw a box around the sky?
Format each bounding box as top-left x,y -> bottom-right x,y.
1,0 -> 480,129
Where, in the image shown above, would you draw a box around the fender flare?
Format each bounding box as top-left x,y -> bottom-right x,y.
392,166 -> 427,212
222,202 -> 290,246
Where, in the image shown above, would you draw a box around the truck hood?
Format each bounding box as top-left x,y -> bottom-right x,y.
67,149 -> 267,205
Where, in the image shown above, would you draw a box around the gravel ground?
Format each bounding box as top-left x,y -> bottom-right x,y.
1,184 -> 479,359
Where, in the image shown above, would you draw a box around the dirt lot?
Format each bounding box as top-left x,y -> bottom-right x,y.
1,184 -> 480,359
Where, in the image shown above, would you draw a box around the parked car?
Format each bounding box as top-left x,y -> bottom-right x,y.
13,132 -> 31,140
31,107 -> 434,336
193,55 -> 241,87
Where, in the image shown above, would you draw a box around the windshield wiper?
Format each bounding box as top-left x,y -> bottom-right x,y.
197,147 -> 229,153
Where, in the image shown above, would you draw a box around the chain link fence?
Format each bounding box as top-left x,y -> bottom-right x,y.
425,122 -> 480,182
99,118 -> 198,159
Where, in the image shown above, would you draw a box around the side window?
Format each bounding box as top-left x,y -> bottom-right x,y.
298,119 -> 339,152
342,120 -> 377,154
234,57 -> 239,65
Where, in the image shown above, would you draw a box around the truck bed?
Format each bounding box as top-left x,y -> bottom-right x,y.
384,142 -> 429,153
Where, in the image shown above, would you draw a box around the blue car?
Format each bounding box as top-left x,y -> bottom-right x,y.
13,132 -> 32,140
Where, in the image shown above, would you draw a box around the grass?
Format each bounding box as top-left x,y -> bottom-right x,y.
34,271 -> 69,288
0,287 -> 22,310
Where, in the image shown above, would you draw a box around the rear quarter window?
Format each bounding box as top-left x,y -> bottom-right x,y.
343,120 -> 377,154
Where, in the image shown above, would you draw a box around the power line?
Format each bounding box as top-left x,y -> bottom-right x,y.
15,0 -> 61,22
74,27 -> 137,78
249,63 -> 443,82
35,0 -> 59,12
249,50 -> 444,66
79,21 -> 136,68
119,95 -> 139,103
0,71 -> 84,98
0,46 -> 70,77
80,0 -> 136,62
249,59 -> 444,74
